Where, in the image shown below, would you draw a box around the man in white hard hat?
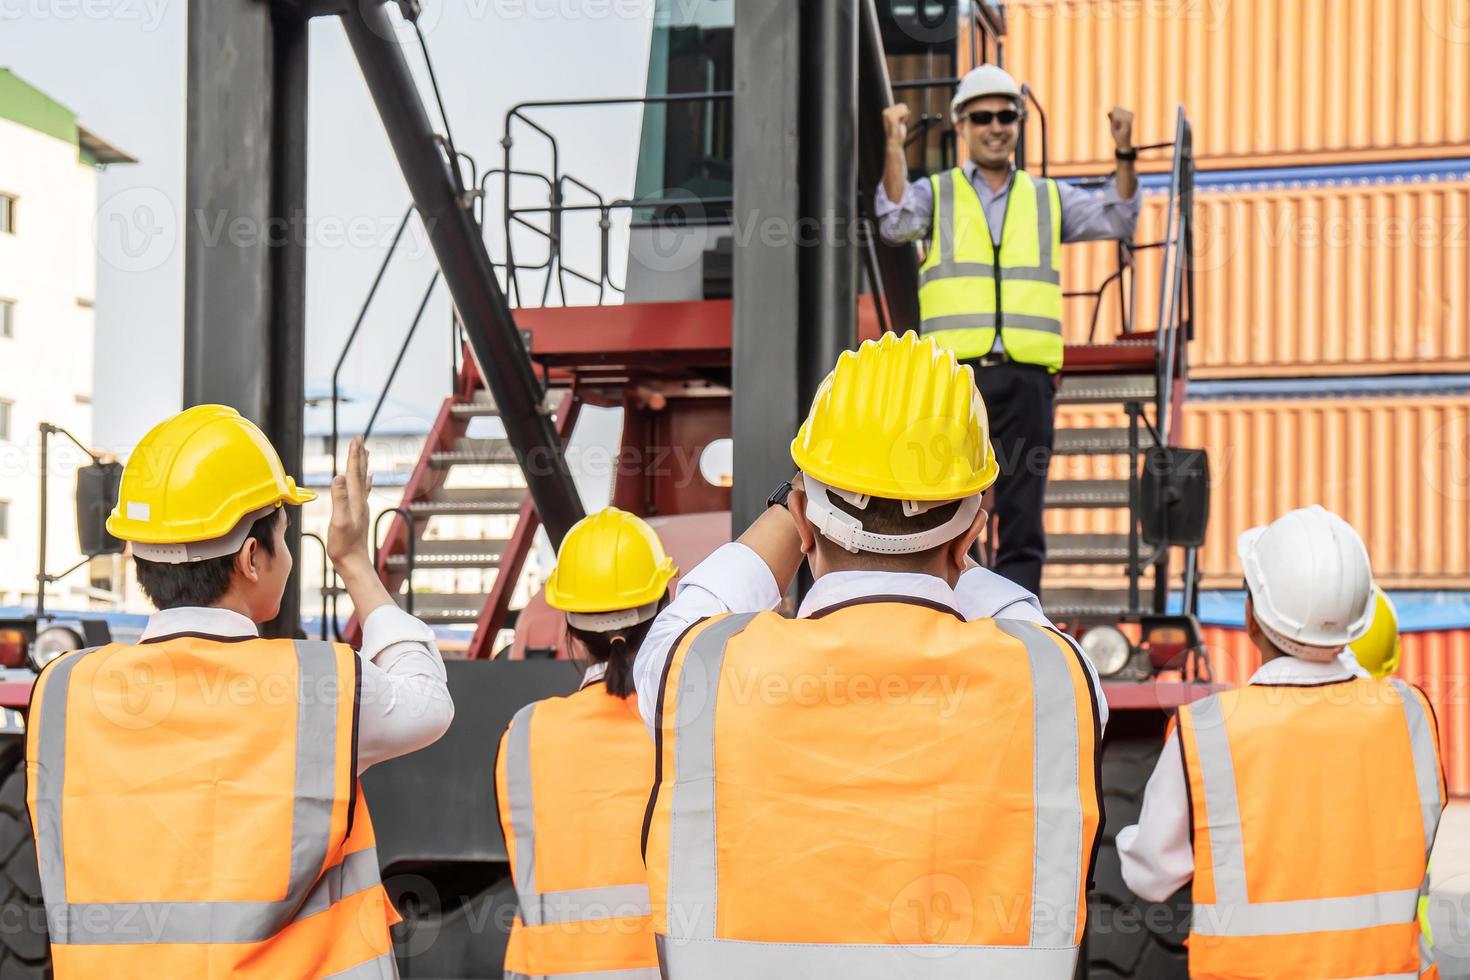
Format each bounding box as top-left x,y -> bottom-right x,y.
1117,506 -> 1445,978
877,63 -> 1139,594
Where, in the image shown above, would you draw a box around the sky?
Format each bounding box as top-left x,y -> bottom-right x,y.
3,0 -> 660,453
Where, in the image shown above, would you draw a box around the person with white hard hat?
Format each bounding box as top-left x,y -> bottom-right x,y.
1118,506 -> 1446,979
877,63 -> 1140,594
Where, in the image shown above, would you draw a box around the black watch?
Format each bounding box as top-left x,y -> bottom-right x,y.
766,481 -> 794,509
1114,147 -> 1138,161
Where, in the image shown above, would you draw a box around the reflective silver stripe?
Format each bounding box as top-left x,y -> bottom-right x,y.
505,702 -> 653,927
997,620 -> 1085,946
1034,176 -> 1055,275
657,935 -> 1078,978
990,311 -> 1062,335
323,951 -> 399,979
920,313 -> 998,334
504,970 -> 660,980
663,612 -> 760,941
32,648 -> 97,909
920,261 -> 994,286
998,265 -> 1062,285
506,701 -> 543,924
35,640 -> 365,945
1192,888 -> 1420,937
935,171 -> 955,267
1186,694 -> 1249,906
1390,679 -> 1444,854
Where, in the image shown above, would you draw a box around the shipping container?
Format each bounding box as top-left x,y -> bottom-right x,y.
1199,625 -> 1470,797
1044,392 -> 1470,589
997,0 -> 1470,175
1062,172 -> 1470,377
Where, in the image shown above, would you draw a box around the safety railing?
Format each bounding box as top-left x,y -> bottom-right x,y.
487,92 -> 736,309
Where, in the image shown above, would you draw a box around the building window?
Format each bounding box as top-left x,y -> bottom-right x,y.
0,194 -> 14,234
0,299 -> 13,338
0,400 -> 11,441
0,501 -> 9,540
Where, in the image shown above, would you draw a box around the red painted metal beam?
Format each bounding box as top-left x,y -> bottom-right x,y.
1103,680 -> 1224,711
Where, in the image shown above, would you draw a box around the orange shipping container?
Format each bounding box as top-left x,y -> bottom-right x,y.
1000,0 -> 1470,174
1047,393 -> 1470,589
1198,625 -> 1470,797
1062,175 -> 1470,377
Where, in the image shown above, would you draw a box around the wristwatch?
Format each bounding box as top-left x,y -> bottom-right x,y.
766,481 -> 794,510
1114,147 -> 1138,161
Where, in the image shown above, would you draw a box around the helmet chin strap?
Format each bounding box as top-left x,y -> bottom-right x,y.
801,475 -> 983,556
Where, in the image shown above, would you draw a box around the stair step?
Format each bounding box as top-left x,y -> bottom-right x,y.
1041,587 -> 1137,622
449,396 -> 499,418
396,592 -> 487,623
409,488 -> 525,516
1044,479 -> 1131,509
430,438 -> 516,467
1046,533 -> 1135,564
1056,374 -> 1157,405
386,538 -> 509,569
1053,427 -> 1159,456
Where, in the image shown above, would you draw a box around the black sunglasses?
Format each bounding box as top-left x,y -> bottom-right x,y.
966,109 -> 1020,126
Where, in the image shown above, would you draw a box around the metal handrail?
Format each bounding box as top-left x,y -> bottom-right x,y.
363,272 -> 441,443
330,203 -> 416,477
1154,107 -> 1194,447
497,91 -> 735,309
301,531 -> 332,641
373,507 -> 415,616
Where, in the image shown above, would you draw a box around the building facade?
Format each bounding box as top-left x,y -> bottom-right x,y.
0,69 -> 133,609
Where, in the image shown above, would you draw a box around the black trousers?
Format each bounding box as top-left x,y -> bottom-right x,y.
965,359 -> 1056,596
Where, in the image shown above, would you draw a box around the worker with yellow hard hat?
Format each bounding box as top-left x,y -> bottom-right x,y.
25,405 -> 454,978
1118,507 -> 1445,978
877,64 -> 1141,595
495,508 -> 677,980
634,331 -> 1106,976
1351,585 -> 1402,678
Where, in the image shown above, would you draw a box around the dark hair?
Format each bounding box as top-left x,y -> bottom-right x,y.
567,593 -> 670,699
826,493 -> 966,557
133,509 -> 282,610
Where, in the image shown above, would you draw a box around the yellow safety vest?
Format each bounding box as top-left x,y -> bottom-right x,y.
919,168 -> 1065,371
644,603 -> 1102,977
25,637 -> 398,979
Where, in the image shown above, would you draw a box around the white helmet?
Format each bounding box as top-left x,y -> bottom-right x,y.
951,64 -> 1022,121
1237,505 -> 1375,661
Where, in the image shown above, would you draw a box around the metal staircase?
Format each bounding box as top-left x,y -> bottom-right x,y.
1042,107 -> 1200,629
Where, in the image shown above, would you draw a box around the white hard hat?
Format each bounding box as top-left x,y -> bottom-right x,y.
951,64 -> 1022,121
1238,505 -> 1375,661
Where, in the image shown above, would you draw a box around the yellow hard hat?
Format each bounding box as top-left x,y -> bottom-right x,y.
544,508 -> 678,629
790,330 -> 998,502
107,405 -> 316,563
1349,586 -> 1401,679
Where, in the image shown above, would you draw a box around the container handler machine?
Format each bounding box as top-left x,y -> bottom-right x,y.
0,2 -> 1216,977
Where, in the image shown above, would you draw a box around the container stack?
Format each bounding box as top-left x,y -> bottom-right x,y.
1005,0 -> 1470,793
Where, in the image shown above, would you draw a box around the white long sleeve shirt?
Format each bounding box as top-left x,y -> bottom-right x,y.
139,604 -> 455,774
633,542 -> 1107,735
1116,652 -> 1367,902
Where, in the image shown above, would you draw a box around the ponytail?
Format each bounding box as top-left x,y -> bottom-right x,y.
566,593 -> 670,700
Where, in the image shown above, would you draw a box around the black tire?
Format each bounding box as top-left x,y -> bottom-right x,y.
0,739 -> 49,980
1086,716 -> 1191,980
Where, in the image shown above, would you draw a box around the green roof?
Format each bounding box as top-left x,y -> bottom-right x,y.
0,68 -> 135,167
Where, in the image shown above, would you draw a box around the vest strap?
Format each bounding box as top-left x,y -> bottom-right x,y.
1192,888 -> 1421,937
322,951 -> 399,979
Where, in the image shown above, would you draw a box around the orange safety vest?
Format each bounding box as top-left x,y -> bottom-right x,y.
25,636 -> 399,979
1177,678 -> 1446,980
495,681 -> 660,979
643,602 -> 1102,977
